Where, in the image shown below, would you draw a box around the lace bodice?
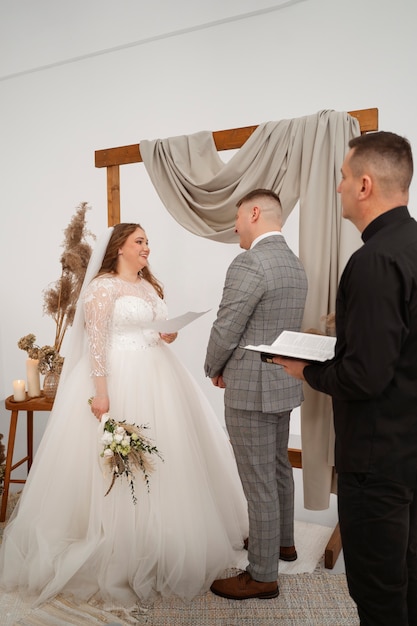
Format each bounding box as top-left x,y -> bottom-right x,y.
83,275 -> 168,376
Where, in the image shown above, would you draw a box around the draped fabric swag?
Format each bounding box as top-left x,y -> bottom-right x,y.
140,110 -> 362,509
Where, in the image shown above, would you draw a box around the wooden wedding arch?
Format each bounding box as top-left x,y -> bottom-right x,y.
95,108 -> 378,227
94,107 -> 379,568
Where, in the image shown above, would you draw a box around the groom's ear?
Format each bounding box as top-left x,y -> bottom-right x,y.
251,205 -> 261,221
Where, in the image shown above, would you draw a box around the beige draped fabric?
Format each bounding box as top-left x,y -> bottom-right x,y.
141,110 -> 362,509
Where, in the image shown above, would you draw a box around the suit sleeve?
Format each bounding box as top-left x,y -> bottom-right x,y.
204,253 -> 265,378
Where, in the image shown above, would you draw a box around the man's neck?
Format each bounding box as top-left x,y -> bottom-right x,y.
250,231 -> 283,249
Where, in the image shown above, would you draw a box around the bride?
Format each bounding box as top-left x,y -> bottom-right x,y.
0,223 -> 248,608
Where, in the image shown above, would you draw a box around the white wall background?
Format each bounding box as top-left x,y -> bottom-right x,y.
1,0 -> 416,525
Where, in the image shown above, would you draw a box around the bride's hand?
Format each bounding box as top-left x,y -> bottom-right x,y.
90,396 -> 109,421
160,332 -> 178,344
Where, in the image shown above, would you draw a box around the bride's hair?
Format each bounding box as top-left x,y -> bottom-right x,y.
96,223 -> 164,299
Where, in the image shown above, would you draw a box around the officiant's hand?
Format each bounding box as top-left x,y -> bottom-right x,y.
273,356 -> 308,380
160,332 -> 178,344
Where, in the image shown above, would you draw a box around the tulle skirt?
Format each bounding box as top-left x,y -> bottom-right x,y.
0,342 -> 248,607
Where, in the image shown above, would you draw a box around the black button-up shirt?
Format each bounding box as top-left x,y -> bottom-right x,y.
305,206 -> 417,486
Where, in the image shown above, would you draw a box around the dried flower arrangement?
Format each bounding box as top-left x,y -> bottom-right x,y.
18,203 -> 95,373
43,202 -> 95,353
17,334 -> 64,374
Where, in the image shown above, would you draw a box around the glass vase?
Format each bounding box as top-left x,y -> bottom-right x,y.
43,371 -> 60,399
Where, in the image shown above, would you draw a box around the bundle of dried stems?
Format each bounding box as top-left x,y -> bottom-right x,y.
18,203 -> 95,373
43,202 -> 95,353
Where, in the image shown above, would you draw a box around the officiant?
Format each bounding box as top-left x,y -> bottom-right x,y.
275,131 -> 417,625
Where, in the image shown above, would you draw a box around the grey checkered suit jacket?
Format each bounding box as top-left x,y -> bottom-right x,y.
205,235 -> 308,413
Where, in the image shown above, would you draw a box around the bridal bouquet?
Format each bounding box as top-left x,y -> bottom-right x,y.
98,413 -> 163,505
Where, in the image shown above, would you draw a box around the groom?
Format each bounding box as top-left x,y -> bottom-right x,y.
205,189 -> 308,600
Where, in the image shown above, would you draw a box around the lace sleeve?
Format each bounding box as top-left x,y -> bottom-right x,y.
83,278 -> 114,377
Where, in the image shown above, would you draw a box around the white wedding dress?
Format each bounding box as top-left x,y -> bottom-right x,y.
0,275 -> 248,608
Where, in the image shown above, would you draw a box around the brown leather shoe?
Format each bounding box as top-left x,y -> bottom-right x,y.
243,538 -> 297,562
210,571 -> 279,600
279,545 -> 298,562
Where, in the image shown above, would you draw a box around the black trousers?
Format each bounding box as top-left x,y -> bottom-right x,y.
338,472 -> 417,626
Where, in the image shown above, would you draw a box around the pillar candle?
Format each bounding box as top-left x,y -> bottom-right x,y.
26,358 -> 41,397
13,379 -> 26,401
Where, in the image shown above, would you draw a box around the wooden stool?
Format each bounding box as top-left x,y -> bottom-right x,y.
1,393 -> 54,522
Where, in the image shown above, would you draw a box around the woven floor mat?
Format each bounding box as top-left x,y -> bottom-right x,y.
0,571 -> 359,626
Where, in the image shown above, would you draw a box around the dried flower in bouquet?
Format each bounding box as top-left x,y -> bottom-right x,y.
304,312 -> 336,337
98,413 -> 163,505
